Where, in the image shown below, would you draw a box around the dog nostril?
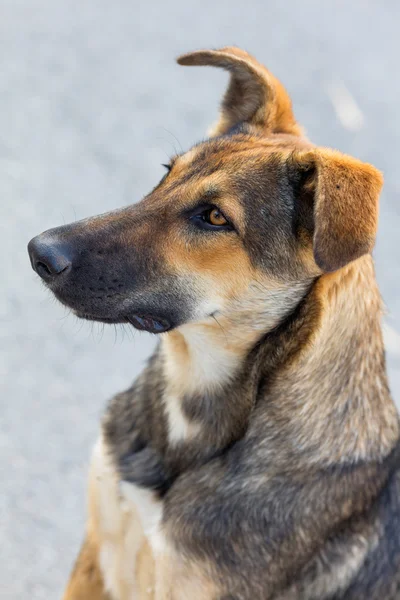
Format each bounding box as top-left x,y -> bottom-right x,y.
33,257 -> 69,280
36,261 -> 52,278
28,235 -> 72,281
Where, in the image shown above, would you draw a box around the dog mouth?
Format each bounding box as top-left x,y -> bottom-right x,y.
76,312 -> 172,334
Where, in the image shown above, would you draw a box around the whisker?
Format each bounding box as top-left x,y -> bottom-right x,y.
161,127 -> 183,154
212,314 -> 228,342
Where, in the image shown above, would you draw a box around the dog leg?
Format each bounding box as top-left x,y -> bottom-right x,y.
63,531 -> 156,600
62,535 -> 109,600
66,436 -> 157,600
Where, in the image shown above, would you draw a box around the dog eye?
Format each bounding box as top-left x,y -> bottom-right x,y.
190,206 -> 233,231
206,208 -> 228,227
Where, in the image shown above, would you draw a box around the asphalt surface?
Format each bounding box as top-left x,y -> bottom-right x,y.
1,1 -> 400,598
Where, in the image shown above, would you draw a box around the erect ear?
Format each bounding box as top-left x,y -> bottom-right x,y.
292,148 -> 383,272
177,46 -> 301,137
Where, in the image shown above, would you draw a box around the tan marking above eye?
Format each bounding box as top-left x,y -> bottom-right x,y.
208,208 -> 228,226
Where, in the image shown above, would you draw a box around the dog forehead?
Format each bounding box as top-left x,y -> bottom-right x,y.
171,136 -> 282,187
178,136 -> 270,167
174,133 -> 313,178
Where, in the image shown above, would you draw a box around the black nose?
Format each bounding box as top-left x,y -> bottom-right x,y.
28,234 -> 71,281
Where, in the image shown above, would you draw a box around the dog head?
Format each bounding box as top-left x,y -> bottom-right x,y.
28,47 -> 383,334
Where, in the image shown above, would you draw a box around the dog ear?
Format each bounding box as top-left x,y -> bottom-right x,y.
292,148 -> 383,272
177,46 -> 301,137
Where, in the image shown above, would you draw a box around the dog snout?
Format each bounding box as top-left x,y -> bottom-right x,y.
28,234 -> 72,282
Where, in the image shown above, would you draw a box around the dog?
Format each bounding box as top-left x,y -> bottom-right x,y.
28,47 -> 400,599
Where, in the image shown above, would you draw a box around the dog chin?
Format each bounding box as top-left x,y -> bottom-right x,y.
75,311 -> 172,334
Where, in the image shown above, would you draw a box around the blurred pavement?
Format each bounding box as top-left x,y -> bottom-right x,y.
1,1 -> 400,598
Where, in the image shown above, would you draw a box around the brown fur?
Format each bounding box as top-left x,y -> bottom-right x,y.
177,47 -> 302,137
293,148 -> 383,271
28,47 -> 400,600
63,536 -> 108,600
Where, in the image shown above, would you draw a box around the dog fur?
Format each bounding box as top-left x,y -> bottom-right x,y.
28,47 -> 400,599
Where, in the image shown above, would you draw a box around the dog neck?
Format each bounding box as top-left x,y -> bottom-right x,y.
161,256 -> 399,464
161,279 -> 311,444
263,255 -> 400,465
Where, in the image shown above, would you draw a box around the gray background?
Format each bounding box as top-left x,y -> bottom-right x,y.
1,1 -> 400,598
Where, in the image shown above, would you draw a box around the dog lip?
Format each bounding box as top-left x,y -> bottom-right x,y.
75,311 -> 171,333
126,314 -> 171,334
75,312 -> 124,324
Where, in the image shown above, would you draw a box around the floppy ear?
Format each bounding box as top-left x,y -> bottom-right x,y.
293,148 -> 383,272
177,46 -> 301,137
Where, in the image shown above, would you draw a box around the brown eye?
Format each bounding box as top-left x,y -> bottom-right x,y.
190,205 -> 233,231
207,208 -> 228,226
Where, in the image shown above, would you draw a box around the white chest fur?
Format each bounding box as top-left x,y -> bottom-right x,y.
89,437 -> 163,600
